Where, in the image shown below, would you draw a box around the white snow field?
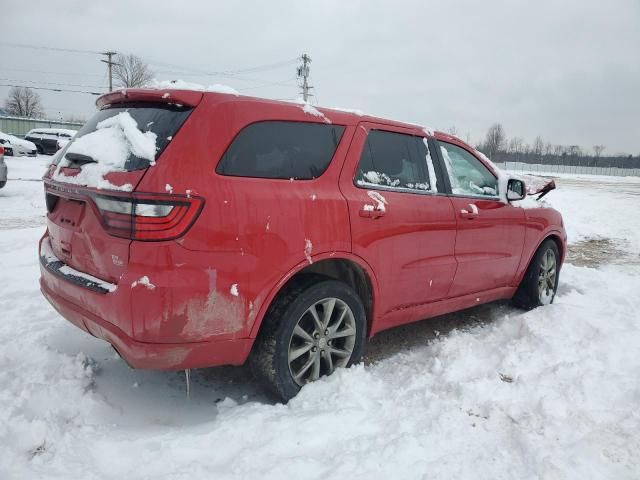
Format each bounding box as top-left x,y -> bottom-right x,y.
1,157 -> 639,479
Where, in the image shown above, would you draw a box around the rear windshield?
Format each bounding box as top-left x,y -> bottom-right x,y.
216,121 -> 345,180
54,103 -> 192,170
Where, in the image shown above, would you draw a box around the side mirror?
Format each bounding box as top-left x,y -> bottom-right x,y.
506,178 -> 526,201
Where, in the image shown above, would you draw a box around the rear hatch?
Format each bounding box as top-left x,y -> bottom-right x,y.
43,90 -> 202,282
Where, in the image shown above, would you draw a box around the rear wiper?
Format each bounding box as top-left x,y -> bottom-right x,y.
64,152 -> 97,167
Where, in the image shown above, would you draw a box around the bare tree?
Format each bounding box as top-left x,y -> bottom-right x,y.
4,87 -> 44,118
447,125 -> 458,136
533,136 -> 544,156
593,145 -> 606,157
568,145 -> 582,156
544,142 -> 554,155
553,144 -> 566,156
483,123 -> 506,159
508,136 -> 524,154
113,54 -> 154,88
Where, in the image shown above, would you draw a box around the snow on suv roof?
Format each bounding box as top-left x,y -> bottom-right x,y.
99,81 -> 433,133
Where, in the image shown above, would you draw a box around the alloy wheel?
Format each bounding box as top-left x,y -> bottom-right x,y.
287,297 -> 357,385
538,248 -> 557,305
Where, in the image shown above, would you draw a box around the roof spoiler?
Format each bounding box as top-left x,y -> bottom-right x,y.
96,89 -> 204,109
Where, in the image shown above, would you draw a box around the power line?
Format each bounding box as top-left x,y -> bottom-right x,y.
150,57 -> 298,79
0,83 -> 102,96
0,41 -> 102,55
0,77 -> 106,89
0,67 -> 104,78
237,77 -> 298,91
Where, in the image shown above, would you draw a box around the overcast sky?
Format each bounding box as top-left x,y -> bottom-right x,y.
2,0 -> 639,154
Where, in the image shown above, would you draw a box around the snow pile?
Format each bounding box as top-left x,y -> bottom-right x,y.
52,112 -> 157,191
145,79 -> 240,96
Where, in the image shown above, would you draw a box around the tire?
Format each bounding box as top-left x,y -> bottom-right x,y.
0,180 -> 6,189
250,277 -> 367,402
513,239 -> 560,310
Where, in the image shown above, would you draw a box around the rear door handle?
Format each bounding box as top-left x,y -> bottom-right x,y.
459,203 -> 479,219
359,207 -> 386,219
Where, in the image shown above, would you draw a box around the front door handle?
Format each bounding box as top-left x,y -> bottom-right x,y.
359,207 -> 386,219
459,203 -> 479,219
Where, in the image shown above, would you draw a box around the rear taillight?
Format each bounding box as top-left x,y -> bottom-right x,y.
0,145 -> 4,155
94,193 -> 203,241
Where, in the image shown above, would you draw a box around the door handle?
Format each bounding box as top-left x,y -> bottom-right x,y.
359,207 -> 386,219
459,203 -> 478,219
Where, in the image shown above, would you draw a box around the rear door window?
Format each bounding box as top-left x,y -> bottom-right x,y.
356,130 -> 437,192
54,103 -> 193,170
216,121 -> 345,180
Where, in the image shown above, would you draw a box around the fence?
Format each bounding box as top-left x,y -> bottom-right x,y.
492,152 -> 640,177
0,116 -> 84,137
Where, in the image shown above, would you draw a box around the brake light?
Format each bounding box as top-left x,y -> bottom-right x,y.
0,145 -> 4,155
94,193 -> 203,241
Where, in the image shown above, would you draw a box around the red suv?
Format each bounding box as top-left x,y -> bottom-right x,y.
40,89 -> 566,400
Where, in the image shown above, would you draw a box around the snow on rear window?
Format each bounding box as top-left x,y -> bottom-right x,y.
50,104 -> 192,190
52,112 -> 157,191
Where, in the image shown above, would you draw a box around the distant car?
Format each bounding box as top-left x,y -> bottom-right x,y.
0,145 -> 7,188
25,128 -> 77,155
0,131 -> 38,157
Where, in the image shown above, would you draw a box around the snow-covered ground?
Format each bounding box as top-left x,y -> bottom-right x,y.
1,157 -> 639,479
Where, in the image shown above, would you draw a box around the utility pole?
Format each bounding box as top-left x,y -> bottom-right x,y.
100,51 -> 118,92
297,53 -> 312,102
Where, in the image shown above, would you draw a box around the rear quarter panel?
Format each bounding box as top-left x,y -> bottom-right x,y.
132,96 -> 355,342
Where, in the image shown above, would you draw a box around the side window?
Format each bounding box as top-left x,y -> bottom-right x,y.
356,130 -> 437,192
217,121 -> 345,180
438,142 -> 498,197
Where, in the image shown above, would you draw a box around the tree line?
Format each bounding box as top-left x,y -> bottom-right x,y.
474,123 -> 637,163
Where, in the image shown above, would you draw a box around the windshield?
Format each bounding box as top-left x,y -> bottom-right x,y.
54,103 -> 192,170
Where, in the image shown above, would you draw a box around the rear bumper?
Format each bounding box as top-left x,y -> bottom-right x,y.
40,278 -> 253,370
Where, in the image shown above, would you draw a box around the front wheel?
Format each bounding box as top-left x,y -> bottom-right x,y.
250,278 -> 367,402
513,239 -> 560,309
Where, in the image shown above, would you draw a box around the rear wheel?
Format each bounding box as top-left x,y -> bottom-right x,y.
250,278 -> 366,402
513,239 -> 560,309
0,180 -> 6,189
